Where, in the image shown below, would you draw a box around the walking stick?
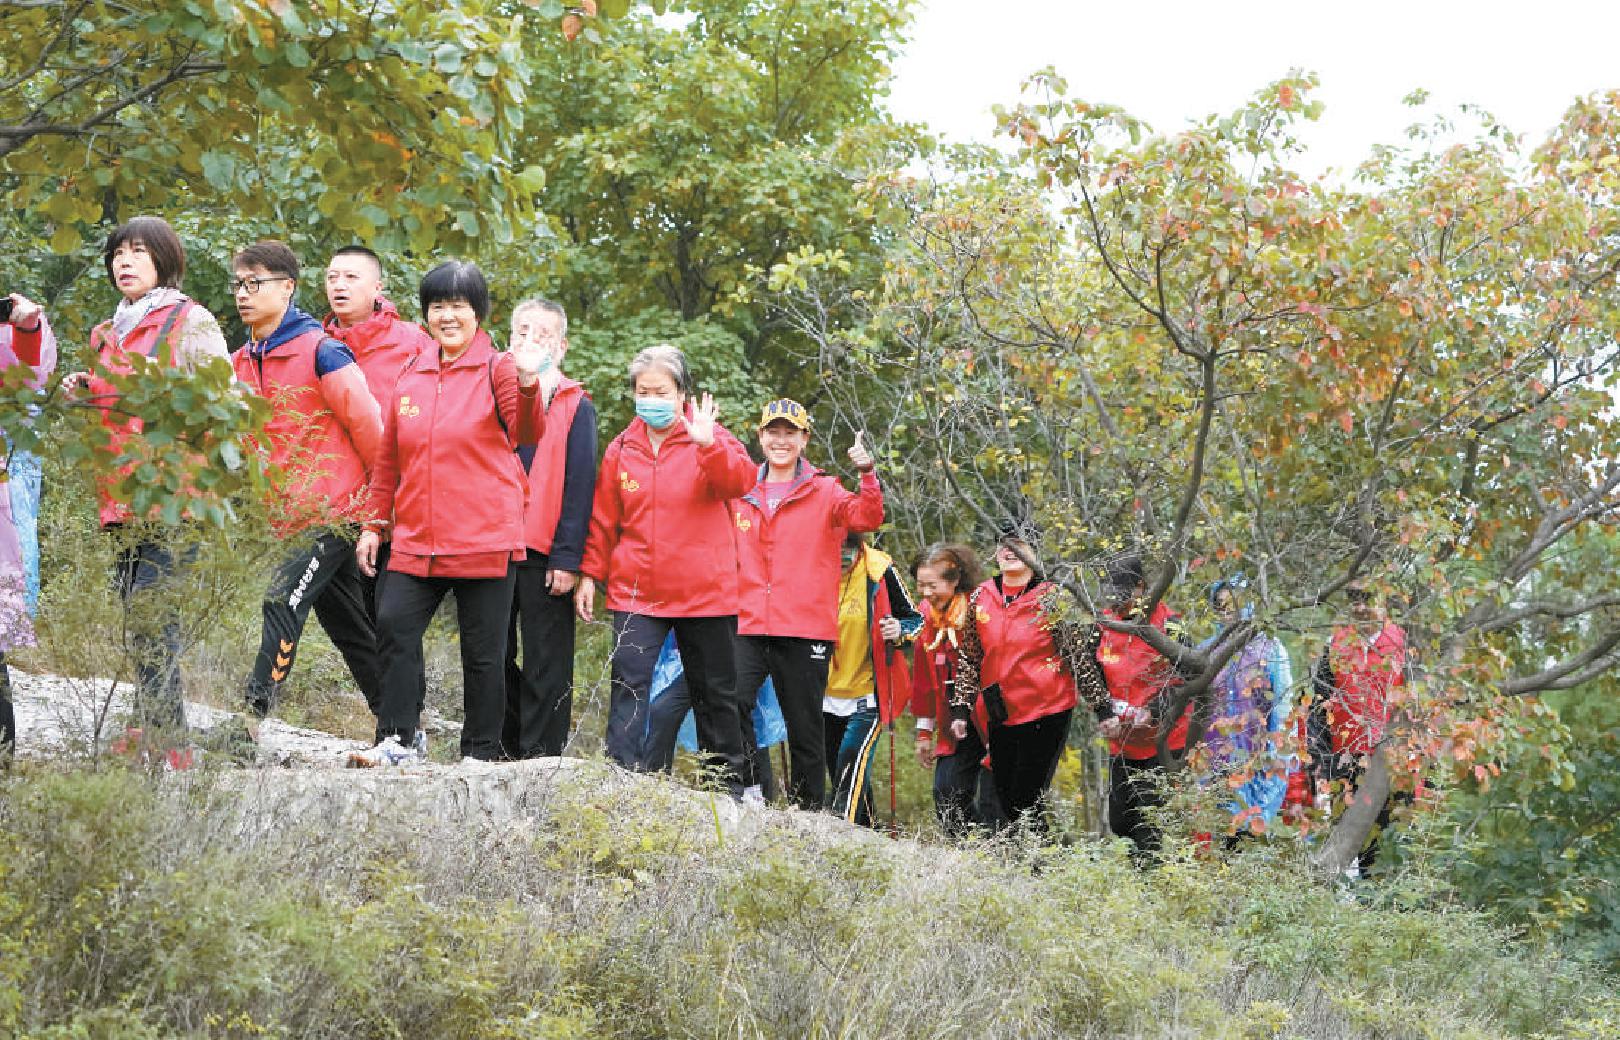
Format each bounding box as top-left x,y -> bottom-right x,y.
888,721 -> 898,831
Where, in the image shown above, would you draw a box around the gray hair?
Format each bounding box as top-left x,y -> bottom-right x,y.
628,343 -> 690,395
511,297 -> 568,337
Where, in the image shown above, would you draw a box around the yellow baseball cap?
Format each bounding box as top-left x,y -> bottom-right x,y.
758,398 -> 811,431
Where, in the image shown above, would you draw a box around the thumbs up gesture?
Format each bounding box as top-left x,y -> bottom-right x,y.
847,430 -> 875,472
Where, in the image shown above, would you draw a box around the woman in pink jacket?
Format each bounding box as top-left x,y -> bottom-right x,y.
0,293 -> 56,759
353,261 -> 550,765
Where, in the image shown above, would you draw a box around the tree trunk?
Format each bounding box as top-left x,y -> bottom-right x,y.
1311,745 -> 1393,877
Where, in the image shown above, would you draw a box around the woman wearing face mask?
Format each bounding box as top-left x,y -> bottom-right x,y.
62,216 -> 230,738
949,527 -> 1108,835
352,260 -> 551,765
575,344 -> 755,790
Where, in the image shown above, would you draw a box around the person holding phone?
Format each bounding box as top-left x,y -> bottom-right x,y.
574,344 -> 755,790
949,525 -> 1108,835
62,216 -> 230,737
0,293 -> 56,760
727,398 -> 884,808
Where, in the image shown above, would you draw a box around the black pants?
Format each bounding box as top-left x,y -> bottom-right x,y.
502,555 -> 575,758
643,672 -> 782,796
376,565 -> 516,760
244,530 -> 381,719
735,634 -> 831,809
933,725 -> 1006,838
1110,753 -> 1174,858
114,539 -> 188,730
987,709 -> 1072,835
0,654 -> 13,752
606,612 -> 744,790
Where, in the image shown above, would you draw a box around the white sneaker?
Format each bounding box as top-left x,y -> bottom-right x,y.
412,729 -> 428,756
345,736 -> 421,768
741,785 -> 766,808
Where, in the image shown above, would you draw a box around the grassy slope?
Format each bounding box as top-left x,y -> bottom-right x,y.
1,761 -> 1615,1040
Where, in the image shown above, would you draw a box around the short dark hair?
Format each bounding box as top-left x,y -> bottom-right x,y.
419,260 -> 490,323
1103,553 -> 1146,592
232,240 -> 300,281
103,216 -> 187,290
330,244 -> 383,277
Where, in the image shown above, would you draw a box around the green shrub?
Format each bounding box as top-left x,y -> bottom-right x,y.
1,763 -> 1613,1039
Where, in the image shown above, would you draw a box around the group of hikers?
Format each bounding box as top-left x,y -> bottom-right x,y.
0,215 -> 1408,858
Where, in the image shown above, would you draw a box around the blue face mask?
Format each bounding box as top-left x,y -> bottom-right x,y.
636,397 -> 678,429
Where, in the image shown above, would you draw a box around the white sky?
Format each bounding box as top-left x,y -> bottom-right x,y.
888,0 -> 1620,177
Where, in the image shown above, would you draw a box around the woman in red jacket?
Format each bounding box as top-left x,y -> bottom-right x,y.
728,397 -> 883,809
62,217 -> 230,736
352,261 -> 549,765
949,529 -> 1107,834
574,344 -> 755,790
911,542 -> 1004,837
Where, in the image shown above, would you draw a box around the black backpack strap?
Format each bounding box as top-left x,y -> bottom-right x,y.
488,353 -> 510,439
148,300 -> 193,359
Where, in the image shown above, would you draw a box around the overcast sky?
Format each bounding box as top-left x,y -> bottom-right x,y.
888,0 -> 1620,177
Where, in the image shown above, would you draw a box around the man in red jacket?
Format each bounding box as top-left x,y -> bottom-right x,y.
322,245 -> 433,737
1307,581 -> 1408,874
230,240 -> 385,730
501,298 -> 597,759
728,398 -> 884,809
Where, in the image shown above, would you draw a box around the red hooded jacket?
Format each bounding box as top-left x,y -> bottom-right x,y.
232,305 -> 382,533
366,331 -> 543,578
964,578 -> 1079,727
1097,602 -> 1190,758
322,298 -> 433,410
733,461 -> 883,640
581,413 -> 755,618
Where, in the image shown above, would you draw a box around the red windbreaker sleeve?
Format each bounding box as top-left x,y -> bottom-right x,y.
492,353 -> 544,448
580,437 -> 624,584
830,470 -> 884,532
910,635 -> 937,721
320,364 -> 384,478
9,322 -> 43,366
694,425 -> 757,499
365,391 -> 400,527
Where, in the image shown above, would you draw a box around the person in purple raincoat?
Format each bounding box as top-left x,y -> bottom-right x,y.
0,292 -> 57,758
1196,575 -> 1296,839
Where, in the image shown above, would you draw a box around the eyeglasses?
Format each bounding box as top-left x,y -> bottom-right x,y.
232,275 -> 292,296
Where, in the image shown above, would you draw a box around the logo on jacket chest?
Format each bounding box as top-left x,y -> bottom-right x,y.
398,396 -> 421,418
734,510 -> 751,532
619,471 -> 640,493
